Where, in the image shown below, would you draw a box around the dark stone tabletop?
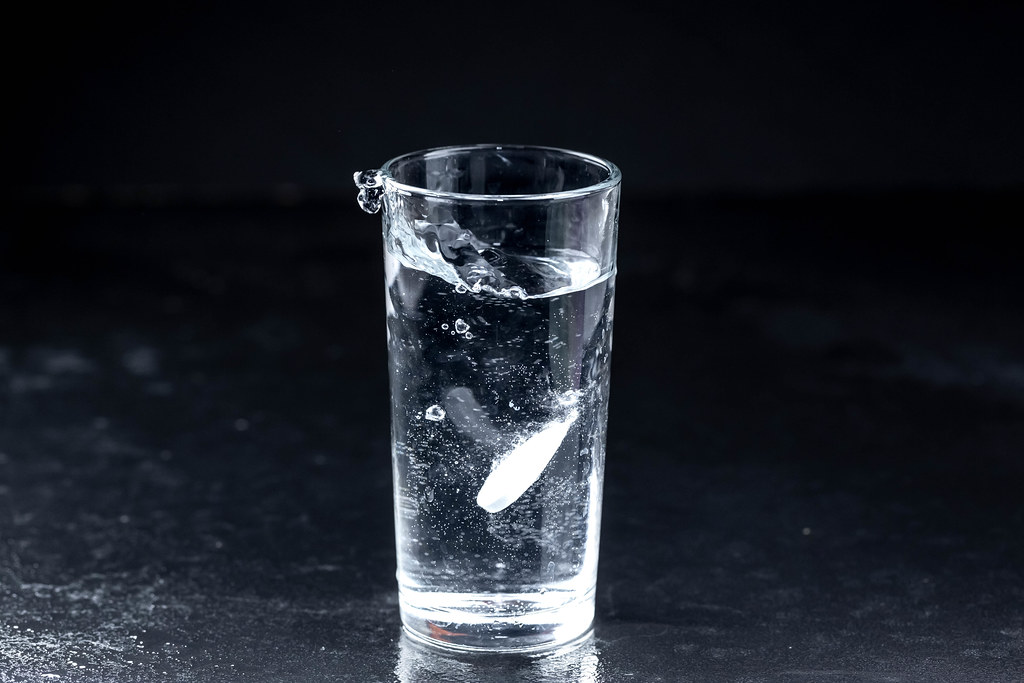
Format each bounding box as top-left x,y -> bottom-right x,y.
1,193 -> 1022,681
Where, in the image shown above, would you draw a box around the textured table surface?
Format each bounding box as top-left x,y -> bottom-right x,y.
1,195 -> 1022,681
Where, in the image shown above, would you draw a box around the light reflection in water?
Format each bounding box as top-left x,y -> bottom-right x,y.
395,631 -> 602,683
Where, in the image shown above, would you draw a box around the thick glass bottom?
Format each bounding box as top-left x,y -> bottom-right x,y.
399,588 -> 595,653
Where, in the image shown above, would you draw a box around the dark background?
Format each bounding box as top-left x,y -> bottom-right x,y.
6,0 -> 1023,198
2,2 -> 1024,681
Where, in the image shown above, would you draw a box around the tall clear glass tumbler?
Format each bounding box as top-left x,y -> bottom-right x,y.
354,145 -> 621,652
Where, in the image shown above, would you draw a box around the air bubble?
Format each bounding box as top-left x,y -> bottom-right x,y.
424,405 -> 446,422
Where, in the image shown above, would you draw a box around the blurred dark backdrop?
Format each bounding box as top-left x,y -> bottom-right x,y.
5,0 -> 1023,201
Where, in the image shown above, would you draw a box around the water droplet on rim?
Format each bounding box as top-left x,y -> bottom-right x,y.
353,169 -> 384,213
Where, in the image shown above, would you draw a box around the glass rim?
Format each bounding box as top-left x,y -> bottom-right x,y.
379,144 -> 621,202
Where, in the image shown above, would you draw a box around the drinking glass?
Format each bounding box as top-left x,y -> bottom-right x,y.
355,144 -> 620,652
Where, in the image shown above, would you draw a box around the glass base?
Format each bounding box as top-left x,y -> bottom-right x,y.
399,588 -> 595,653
